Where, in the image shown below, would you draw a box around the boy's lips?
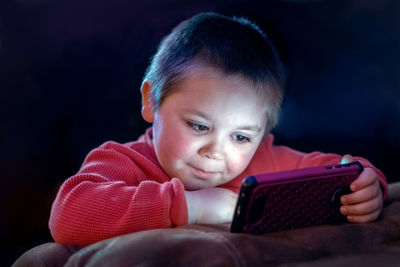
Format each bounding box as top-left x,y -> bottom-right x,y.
188,164 -> 221,180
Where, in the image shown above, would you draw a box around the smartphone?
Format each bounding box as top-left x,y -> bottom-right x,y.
230,161 -> 363,234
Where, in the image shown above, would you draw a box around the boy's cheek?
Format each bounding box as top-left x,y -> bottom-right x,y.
160,129 -> 194,154
228,151 -> 254,174
164,142 -> 193,162
175,135 -> 200,155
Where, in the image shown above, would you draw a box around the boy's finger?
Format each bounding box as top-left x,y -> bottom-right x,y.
350,167 -> 377,191
340,196 -> 382,215
341,180 -> 381,205
347,209 -> 381,223
340,154 -> 354,164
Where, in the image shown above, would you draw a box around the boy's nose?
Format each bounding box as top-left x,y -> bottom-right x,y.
199,140 -> 224,160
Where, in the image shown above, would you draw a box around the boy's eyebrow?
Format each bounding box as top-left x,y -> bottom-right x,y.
237,125 -> 263,133
182,109 -> 263,133
182,109 -> 211,120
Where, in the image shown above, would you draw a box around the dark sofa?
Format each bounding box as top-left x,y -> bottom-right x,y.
12,183 -> 400,266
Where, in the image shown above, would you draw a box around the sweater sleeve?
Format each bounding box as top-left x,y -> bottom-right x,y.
48,142 -> 188,246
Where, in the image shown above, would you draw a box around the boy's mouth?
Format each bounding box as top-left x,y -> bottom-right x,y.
188,164 -> 221,180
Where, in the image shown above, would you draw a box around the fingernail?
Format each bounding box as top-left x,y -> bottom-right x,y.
341,154 -> 353,164
351,184 -> 357,191
341,207 -> 347,215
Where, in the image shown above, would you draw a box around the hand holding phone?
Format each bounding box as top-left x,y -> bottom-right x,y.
185,188 -> 238,224
230,161 -> 363,234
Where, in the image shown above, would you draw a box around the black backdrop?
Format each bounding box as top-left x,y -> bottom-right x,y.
1,0 -> 399,265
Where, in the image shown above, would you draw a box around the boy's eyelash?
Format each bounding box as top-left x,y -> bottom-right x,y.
186,122 -> 209,132
232,134 -> 251,144
185,121 -> 251,143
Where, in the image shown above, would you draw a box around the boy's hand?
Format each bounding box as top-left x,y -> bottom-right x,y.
339,155 -> 383,223
185,188 -> 238,224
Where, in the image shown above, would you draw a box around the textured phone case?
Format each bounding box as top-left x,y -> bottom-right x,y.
231,161 -> 363,234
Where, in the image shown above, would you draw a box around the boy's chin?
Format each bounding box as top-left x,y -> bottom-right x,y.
177,170 -> 235,190
183,183 -> 212,191
182,179 -> 220,191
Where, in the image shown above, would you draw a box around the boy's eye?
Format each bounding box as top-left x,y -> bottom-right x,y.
232,134 -> 251,143
186,122 -> 209,132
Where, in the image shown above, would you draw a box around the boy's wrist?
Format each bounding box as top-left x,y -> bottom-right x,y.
184,190 -> 199,224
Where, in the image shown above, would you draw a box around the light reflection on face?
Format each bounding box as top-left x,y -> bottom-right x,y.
149,67 -> 269,190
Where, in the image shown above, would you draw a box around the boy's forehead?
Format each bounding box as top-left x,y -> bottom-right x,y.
178,60 -> 224,78
177,62 -> 251,89
160,60 -> 276,114
175,68 -> 252,95
176,65 -> 271,101
167,69 -> 270,114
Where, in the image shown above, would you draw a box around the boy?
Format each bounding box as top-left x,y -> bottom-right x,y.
49,12 -> 387,246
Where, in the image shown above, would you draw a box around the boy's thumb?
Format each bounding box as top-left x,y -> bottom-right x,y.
340,154 -> 354,164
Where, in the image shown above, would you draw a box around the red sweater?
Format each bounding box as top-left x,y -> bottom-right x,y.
49,128 -> 388,245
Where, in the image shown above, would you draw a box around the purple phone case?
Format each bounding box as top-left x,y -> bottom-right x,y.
230,161 -> 363,234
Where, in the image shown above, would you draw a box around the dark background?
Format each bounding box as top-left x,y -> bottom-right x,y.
1,0 -> 399,265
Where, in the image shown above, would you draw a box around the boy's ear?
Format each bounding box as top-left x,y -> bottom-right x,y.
140,81 -> 155,123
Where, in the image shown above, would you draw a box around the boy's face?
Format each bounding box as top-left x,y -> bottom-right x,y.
142,67 -> 269,190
